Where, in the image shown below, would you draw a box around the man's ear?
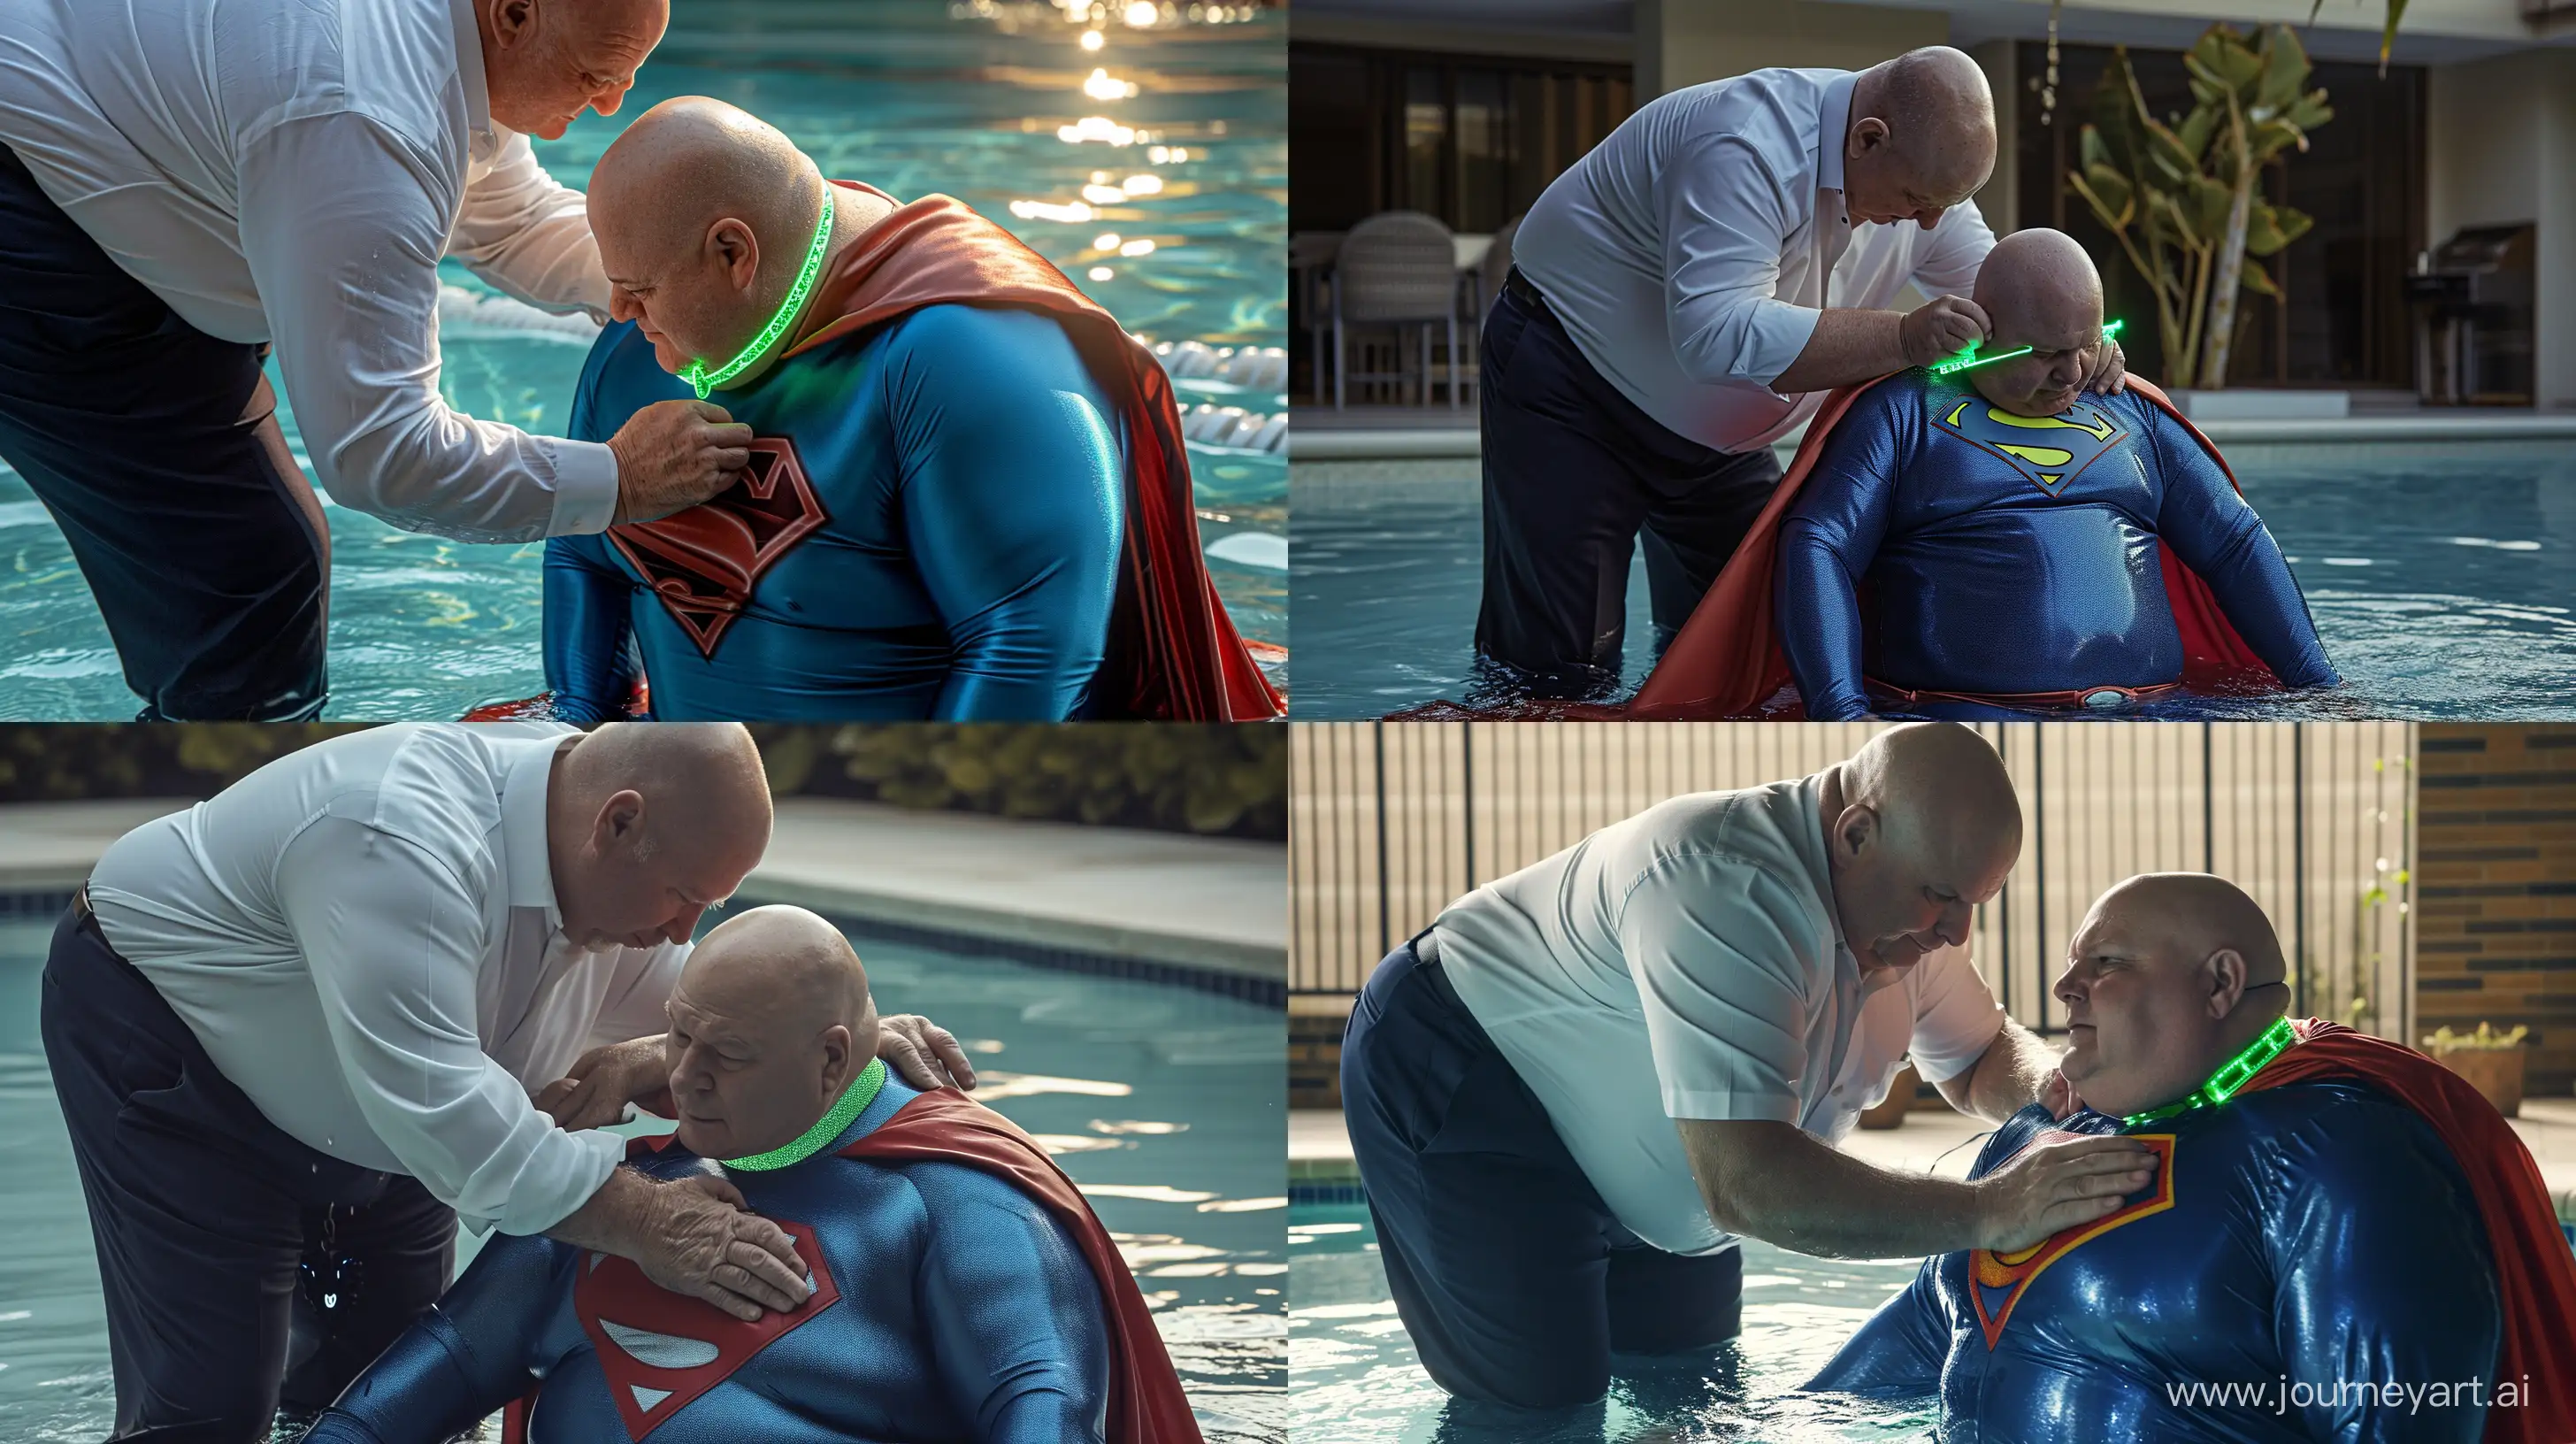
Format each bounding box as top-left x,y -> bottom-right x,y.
820,1023 -> 855,1091
1849,116 -> 1892,159
2202,946 -> 2249,1018
487,0 -> 536,49
710,219 -> 762,294
595,788 -> 646,849
1836,803 -> 1880,863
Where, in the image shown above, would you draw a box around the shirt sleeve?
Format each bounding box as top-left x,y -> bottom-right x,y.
1775,383 -> 1913,719
235,111 -> 619,543
447,131 -> 613,320
914,1164 -> 1114,1443
1660,130 -> 1822,392
585,941 -> 688,1048
1896,942 -> 2005,1085
1903,202 -> 1997,299
886,307 -> 1124,720
1619,852 -> 1835,1123
275,814 -> 622,1235
2144,409 -> 2340,688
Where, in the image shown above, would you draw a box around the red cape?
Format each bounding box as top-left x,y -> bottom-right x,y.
760,180 -> 1282,721
1622,374 -> 2275,719
837,1087 -> 1207,1444
2242,1020 -> 2576,1442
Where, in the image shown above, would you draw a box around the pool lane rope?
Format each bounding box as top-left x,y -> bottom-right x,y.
2119,1015 -> 2297,1128
678,185 -> 837,401
722,1056 -> 887,1171
1931,318 -> 2124,378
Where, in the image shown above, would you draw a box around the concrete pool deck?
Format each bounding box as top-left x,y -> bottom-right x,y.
0,796 -> 1285,985
1292,1095 -> 2576,1228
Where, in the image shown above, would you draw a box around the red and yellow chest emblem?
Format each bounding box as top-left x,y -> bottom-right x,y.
607,436 -> 829,659
571,1217 -> 840,1440
1966,1132 -> 2175,1348
1930,391 -> 2133,496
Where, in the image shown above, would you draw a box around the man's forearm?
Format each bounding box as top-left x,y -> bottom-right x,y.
1961,1021 -> 2060,1124
1770,309 -> 1910,395
1683,1120 -> 1985,1259
542,1163 -> 654,1256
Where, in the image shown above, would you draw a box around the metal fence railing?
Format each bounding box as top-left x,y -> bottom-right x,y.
1291,723 -> 2417,1045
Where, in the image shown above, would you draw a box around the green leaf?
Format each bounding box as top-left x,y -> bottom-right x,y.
2238,262 -> 2280,297
2068,170 -> 2135,232
2257,24 -> 2312,111
2273,205 -> 2315,248
2175,106 -> 2217,165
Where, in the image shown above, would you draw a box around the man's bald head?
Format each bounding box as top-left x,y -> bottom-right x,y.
2056,872 -> 2292,1117
590,97 -> 831,378
478,0 -> 666,142
1824,723 -> 2023,974
666,905 -> 882,1160
1844,47 -> 1997,227
1966,228 -> 2110,417
547,723 -> 774,952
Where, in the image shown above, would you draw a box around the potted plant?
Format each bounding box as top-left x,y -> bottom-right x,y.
2422,1024 -> 2531,1118
2065,24 -> 2334,403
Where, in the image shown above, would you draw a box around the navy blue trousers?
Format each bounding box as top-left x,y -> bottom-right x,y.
0,145 -> 329,720
40,903 -> 454,1441
1475,274 -> 1783,696
1341,938 -> 1742,1410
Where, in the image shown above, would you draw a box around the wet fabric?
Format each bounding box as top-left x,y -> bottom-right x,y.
1807,1082 -> 2501,1441
1341,938 -> 1743,1410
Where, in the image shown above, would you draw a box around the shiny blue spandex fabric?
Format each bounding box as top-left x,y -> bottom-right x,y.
1806,1085 -> 2499,1442
299,1077 -> 1113,1443
547,304 -> 1125,720
1775,372 -> 2337,719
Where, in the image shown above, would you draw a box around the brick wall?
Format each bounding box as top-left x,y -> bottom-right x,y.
2416,726 -> 2576,1096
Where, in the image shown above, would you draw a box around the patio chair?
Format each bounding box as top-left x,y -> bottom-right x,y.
1331,211 -> 1467,411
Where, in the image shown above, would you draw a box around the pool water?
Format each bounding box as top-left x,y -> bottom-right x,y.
0,0 -> 1285,719
0,910 -> 1287,1444
1291,1203 -> 1933,1442
1289,443 -> 2576,720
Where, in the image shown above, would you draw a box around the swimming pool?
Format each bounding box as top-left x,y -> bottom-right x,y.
0,0 -> 1286,719
1289,442 -> 2576,719
1290,1203 -> 1930,1441
0,905 -> 1287,1444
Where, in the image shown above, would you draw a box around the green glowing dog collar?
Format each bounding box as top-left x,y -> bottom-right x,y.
677,188 -> 837,401
1931,318 -> 2124,377
2120,1015 -> 2296,1128
721,1056 -> 886,1171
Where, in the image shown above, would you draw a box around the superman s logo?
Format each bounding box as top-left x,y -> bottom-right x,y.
1966,1133 -> 2174,1349
572,1217 -> 840,1439
1931,393 -> 2133,496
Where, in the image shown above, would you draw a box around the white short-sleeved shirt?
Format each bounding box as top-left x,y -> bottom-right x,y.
88,724 -> 688,1236
1511,67 -> 1997,454
1433,775 -> 2006,1256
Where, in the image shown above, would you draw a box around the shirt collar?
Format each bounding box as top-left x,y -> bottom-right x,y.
498,735 -> 571,924
1818,71 -> 1859,196
448,0 -> 497,156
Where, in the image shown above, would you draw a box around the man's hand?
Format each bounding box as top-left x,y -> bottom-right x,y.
2082,336 -> 2130,395
552,1167 -> 813,1323
878,1013 -> 978,1091
607,398 -> 754,525
1897,295 -> 1991,369
535,1035 -> 668,1131
1972,1133 -> 2158,1253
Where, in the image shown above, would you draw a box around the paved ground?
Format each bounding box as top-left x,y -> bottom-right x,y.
0,796 -> 1285,982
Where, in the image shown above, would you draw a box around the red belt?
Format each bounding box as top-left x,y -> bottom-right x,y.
1865,677 -> 2182,713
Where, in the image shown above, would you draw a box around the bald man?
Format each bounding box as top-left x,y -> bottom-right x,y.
530,96 -> 1278,722
1807,872 -> 2558,1442
304,905 -> 1203,1444
1759,227 -> 2335,718
42,725 -> 970,1441
1480,49 -> 2128,696
1340,724 -> 2158,1410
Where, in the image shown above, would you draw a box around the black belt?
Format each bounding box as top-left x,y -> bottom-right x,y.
1502,266 -> 1552,318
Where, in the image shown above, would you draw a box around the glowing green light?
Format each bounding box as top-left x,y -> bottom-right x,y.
2120,1014 -> 2296,1128
678,187 -> 837,401
722,1058 -> 886,1171
1930,318 -> 2124,377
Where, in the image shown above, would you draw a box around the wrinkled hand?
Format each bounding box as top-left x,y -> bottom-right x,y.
607,398 -> 754,525
878,1013 -> 978,1091
1898,295 -> 1992,370
639,1172 -> 814,1322
2082,336 -> 2130,395
2040,1070 -> 2084,1122
535,1035 -> 668,1132
1974,1133 -> 2158,1254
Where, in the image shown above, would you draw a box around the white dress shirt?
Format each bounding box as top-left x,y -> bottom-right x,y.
1512,68 -> 1997,454
1431,775 -> 2005,1256
87,724 -> 686,1235
0,0 -> 619,542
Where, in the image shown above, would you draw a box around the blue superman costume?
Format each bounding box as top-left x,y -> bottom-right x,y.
491,181 -> 1281,723
299,1071 -> 1203,1444
1598,374 -> 2332,721
1806,1021 -> 2576,1444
